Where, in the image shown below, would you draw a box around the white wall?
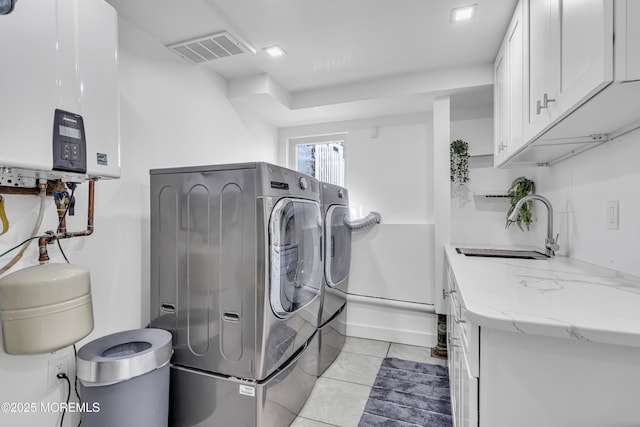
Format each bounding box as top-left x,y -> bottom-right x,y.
280,113 -> 436,346
538,127 -> 640,276
451,117 -> 640,278
450,116 -> 544,248
0,17 -> 277,427
451,117 -> 494,156
344,121 -> 432,224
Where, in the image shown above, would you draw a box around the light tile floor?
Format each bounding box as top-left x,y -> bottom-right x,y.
292,337 -> 447,427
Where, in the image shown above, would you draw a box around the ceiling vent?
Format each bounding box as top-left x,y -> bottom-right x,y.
168,31 -> 256,64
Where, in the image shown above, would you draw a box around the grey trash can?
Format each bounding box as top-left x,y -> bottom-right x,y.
76,328 -> 173,427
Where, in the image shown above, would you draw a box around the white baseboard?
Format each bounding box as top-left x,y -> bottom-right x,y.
345,294 -> 438,347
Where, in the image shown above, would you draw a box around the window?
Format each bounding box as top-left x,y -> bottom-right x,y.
290,134 -> 346,186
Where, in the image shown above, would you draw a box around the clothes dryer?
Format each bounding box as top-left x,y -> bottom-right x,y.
150,162 -> 322,427
317,182 -> 351,375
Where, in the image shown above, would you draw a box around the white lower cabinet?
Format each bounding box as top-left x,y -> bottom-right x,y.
446,266 -> 478,427
447,309 -> 458,423
448,311 -> 640,427
446,257 -> 640,427
478,329 -> 640,427
459,349 -> 477,427
447,313 -> 478,427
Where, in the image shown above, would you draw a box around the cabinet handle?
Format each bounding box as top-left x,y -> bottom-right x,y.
536,93 -> 556,115
448,336 -> 460,348
498,143 -> 507,152
443,288 -> 456,299
160,303 -> 176,313
454,316 -> 467,325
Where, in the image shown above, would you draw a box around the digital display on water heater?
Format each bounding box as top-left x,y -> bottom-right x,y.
59,125 -> 81,139
53,109 -> 87,174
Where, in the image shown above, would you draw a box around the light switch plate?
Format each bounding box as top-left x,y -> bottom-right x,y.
607,200 -> 619,230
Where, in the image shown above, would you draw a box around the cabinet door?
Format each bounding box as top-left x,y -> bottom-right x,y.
553,0 -> 613,116
452,324 -> 463,426
526,0 -> 555,140
460,350 -> 479,427
507,2 -> 524,154
447,310 -> 455,379
493,41 -> 508,164
627,1 -> 640,80
448,298 -> 462,426
494,1 -> 524,165
526,0 -> 613,141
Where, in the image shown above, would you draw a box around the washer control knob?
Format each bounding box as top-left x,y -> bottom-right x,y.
299,177 -> 308,190
338,189 -> 344,199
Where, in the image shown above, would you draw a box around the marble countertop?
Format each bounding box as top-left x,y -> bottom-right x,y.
446,245 -> 640,348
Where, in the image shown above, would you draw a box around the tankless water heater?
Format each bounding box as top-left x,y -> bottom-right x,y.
0,0 -> 120,184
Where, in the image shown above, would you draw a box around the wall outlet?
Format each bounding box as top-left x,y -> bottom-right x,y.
47,354 -> 70,389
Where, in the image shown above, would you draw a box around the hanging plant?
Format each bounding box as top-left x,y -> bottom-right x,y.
450,139 -> 469,184
506,176 -> 535,231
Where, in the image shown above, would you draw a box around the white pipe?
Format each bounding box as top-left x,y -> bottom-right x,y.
347,293 -> 436,314
0,182 -> 47,276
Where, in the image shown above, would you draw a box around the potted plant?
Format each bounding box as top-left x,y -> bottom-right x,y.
450,139 -> 469,184
506,176 -> 535,230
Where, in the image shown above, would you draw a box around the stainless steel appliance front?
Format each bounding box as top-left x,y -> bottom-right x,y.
168,333 -> 319,427
319,183 -> 351,326
317,183 -> 351,375
150,162 -> 322,393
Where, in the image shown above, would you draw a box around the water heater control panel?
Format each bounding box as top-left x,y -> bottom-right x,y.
52,109 -> 87,174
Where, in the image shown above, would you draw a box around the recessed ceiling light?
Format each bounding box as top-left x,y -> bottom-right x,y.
451,5 -> 477,22
264,45 -> 286,57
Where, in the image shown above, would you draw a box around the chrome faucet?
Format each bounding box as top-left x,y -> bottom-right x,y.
508,194 -> 560,257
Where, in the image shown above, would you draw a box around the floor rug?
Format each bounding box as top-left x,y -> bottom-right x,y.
358,357 -> 453,427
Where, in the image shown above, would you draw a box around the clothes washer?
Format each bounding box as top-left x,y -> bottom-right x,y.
317,182 -> 351,375
149,162 -> 323,427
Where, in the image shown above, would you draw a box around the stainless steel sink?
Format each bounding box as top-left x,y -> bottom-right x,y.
456,247 -> 549,260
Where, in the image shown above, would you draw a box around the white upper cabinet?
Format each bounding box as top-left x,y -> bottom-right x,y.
555,0 -> 613,114
493,1 -> 524,166
525,0 -> 556,140
496,0 -> 640,167
617,1 -> 640,81
493,42 -> 508,164
507,4 -> 524,156
525,0 -> 613,142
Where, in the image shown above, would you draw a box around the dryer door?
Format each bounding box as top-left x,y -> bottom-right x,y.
325,205 -> 351,289
269,198 -> 322,318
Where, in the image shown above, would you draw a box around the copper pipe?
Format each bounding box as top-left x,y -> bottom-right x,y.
38,235 -> 51,263
57,209 -> 67,234
38,180 -> 96,263
87,178 -> 94,235
0,186 -> 41,196
0,184 -> 55,196
55,196 -> 69,234
37,179 -> 51,263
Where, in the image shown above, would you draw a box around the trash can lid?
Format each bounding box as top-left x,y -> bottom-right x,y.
77,328 -> 172,386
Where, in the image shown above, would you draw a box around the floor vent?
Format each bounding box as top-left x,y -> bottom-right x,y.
168,31 -> 255,64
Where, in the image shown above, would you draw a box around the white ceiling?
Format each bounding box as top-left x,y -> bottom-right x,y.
106,0 -> 517,127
